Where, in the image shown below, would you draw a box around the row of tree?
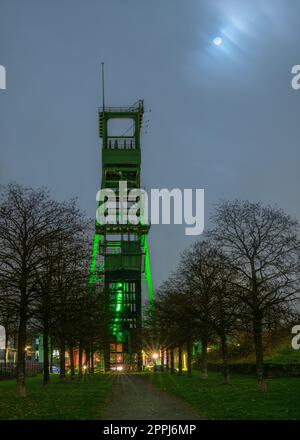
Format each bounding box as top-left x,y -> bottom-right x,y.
1,184 -> 299,394
147,200 -> 300,391
0,184 -> 105,397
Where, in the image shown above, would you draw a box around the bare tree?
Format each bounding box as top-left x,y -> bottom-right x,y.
154,275 -> 199,377
210,200 -> 300,391
209,260 -> 241,385
51,231 -> 87,380
33,206 -> 87,385
179,241 -> 218,379
31,243 -> 57,386
0,183 -> 79,397
183,244 -> 241,384
0,284 -> 18,367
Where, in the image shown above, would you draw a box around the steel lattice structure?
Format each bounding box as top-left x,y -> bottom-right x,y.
89,98 -> 153,371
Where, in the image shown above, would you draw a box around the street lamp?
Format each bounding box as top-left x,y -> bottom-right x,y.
152,352 -> 159,371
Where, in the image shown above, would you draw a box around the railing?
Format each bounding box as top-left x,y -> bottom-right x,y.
100,244 -> 121,255
106,137 -> 136,150
99,100 -> 143,113
100,243 -> 143,256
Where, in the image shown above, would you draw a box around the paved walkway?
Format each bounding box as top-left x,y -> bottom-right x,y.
102,374 -> 203,420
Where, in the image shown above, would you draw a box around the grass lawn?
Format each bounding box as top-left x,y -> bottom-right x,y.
144,371 -> 300,420
0,373 -> 115,420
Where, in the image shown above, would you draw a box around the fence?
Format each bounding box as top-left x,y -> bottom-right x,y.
0,361 -> 43,380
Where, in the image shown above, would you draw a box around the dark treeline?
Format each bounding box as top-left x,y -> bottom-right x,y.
1,184 -> 299,396
0,183 -> 106,397
145,200 -> 300,391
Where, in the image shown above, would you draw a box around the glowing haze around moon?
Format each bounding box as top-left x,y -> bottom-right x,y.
213,36 -> 223,46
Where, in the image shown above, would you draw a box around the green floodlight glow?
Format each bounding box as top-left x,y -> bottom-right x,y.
144,235 -> 154,302
89,234 -> 102,287
116,332 -> 123,342
140,214 -> 154,303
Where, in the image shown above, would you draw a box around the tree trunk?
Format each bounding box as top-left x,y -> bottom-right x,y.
160,347 -> 165,371
43,328 -> 50,386
78,341 -> 83,377
201,337 -> 208,379
50,345 -> 53,373
90,343 -> 94,374
178,346 -> 183,376
86,347 -> 90,373
187,339 -> 192,377
253,317 -> 267,392
137,348 -> 143,372
69,342 -> 75,379
104,341 -> 110,372
4,327 -> 8,369
16,307 -> 27,398
166,348 -> 170,371
220,333 -> 230,384
59,339 -> 66,379
170,348 -> 175,374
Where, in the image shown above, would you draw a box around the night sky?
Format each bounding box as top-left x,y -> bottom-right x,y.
1,0 -> 300,287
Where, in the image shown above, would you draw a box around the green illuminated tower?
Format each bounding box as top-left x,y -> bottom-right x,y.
89,96 -> 153,372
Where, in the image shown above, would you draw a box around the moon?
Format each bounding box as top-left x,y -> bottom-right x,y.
213,37 -> 223,46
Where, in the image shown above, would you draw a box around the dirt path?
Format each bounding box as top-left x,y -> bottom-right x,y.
102,374 -> 203,420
